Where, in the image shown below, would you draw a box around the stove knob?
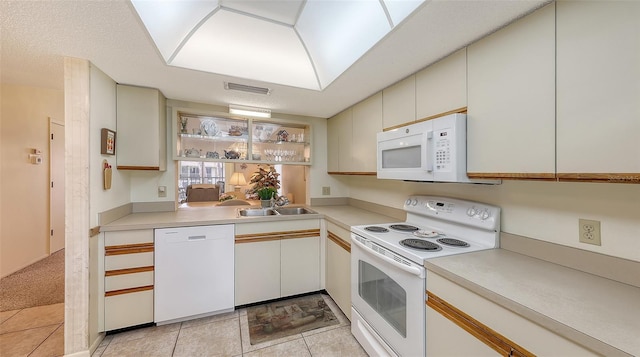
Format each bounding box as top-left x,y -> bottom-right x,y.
480,209 -> 491,220
410,199 -> 418,206
466,207 -> 477,217
405,199 -> 412,206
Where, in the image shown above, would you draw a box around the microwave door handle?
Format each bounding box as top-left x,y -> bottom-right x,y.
425,130 -> 433,172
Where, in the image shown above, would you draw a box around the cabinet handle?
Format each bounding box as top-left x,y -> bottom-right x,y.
188,235 -> 206,240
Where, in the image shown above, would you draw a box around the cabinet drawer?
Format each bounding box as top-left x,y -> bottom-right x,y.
105,230 -> 153,246
105,252 -> 153,271
105,289 -> 154,331
105,270 -> 154,292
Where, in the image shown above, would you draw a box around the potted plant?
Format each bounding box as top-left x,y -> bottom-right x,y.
248,165 -> 281,207
256,187 -> 277,207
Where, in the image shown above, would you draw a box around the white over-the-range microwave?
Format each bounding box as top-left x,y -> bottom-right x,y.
377,113 -> 497,184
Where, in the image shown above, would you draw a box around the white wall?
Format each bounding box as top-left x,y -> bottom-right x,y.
346,176 -> 640,262
0,83 -> 64,277
89,65 -> 131,226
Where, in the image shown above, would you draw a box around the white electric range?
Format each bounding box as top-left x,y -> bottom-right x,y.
350,196 -> 501,357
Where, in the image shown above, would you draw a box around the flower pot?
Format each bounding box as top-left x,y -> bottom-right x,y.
261,200 -> 271,208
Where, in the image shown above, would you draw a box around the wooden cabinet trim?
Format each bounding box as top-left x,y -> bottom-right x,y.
427,291 -> 535,357
235,229 -> 321,244
327,171 -> 376,176
105,266 -> 154,277
468,172 -> 556,181
105,243 -> 154,256
327,231 -> 350,253
116,166 -> 160,171
383,107 -> 468,131
557,173 -> 640,184
105,285 -> 154,297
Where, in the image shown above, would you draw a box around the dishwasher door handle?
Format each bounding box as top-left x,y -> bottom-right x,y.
188,235 -> 206,241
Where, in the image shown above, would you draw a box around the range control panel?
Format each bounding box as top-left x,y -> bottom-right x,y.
404,195 -> 500,231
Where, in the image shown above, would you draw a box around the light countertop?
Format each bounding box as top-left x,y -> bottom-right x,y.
100,203 -> 398,232
425,249 -> 640,357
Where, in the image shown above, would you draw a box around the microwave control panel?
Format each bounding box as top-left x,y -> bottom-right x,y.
434,128 -> 453,171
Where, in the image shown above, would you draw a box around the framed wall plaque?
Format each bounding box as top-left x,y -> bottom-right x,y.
101,128 -> 116,155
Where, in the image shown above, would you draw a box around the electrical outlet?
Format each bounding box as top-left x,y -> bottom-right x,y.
579,219 -> 601,246
322,186 -> 330,195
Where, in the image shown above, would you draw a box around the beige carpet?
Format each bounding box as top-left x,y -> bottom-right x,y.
0,249 -> 65,311
247,293 -> 339,345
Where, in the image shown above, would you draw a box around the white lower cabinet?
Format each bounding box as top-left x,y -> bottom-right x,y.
235,239 -> 281,306
426,270 -> 598,356
105,290 -> 154,332
281,236 -> 320,297
102,229 -> 155,331
235,220 -> 321,306
325,222 -> 351,320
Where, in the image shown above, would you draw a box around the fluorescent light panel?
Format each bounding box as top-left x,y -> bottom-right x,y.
229,105 -> 271,118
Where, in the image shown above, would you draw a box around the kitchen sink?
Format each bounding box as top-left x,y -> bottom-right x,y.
238,208 -> 278,216
274,207 -> 316,215
237,207 -> 316,217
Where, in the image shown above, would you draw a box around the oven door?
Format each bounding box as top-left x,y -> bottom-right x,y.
351,234 -> 425,357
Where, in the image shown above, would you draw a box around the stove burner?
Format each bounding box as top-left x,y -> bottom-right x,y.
365,226 -> 389,233
437,238 -> 470,247
400,239 -> 442,251
390,224 -> 420,232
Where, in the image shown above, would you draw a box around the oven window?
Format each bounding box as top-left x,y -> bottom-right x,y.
381,146 -> 421,169
358,260 -> 407,337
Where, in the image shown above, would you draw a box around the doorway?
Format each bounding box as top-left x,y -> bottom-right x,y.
49,119 -> 64,253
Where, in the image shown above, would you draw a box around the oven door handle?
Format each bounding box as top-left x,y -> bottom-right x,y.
352,237 -> 424,277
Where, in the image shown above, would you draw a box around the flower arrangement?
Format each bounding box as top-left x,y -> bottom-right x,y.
219,193 -> 236,202
248,165 -> 280,199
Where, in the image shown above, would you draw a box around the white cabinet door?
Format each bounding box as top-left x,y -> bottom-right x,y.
281,236 -> 320,297
351,92 -> 382,173
383,76 -> 416,129
235,239 -> 281,306
467,3 -> 556,179
416,48 -> 467,120
325,223 -> 351,320
556,1 -> 640,182
116,84 -> 167,171
327,108 -> 353,173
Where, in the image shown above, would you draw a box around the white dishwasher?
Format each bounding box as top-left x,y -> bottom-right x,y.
154,224 -> 234,324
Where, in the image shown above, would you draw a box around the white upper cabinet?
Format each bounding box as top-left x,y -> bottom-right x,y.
382,75 -> 416,129
327,92 -> 382,174
116,84 -> 167,171
416,48 -> 467,120
327,108 -> 353,173
556,1 -> 640,182
467,3 -> 556,179
352,92 -> 383,173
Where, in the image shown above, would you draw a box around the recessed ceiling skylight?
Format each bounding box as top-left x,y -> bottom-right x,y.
130,0 -> 425,91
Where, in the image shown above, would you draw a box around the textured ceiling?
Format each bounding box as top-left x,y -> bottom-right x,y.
0,0 -> 549,118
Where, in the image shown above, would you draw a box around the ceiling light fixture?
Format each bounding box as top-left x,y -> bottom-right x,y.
229,104 -> 271,118
130,0 -> 426,91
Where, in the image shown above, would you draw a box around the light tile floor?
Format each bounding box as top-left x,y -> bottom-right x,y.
0,303 -> 65,357
93,294 -> 367,357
